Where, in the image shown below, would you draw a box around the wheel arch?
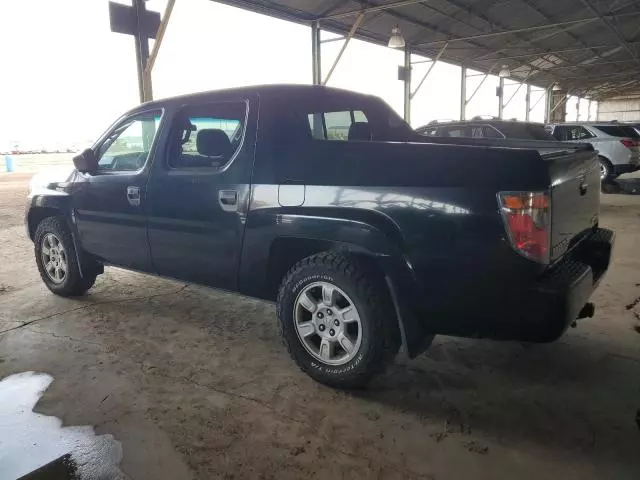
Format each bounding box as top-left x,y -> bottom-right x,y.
267,236 -> 432,359
27,206 -> 66,241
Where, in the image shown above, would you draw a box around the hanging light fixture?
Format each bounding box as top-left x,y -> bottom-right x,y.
552,83 -> 562,91
498,65 -> 510,78
388,26 -> 406,49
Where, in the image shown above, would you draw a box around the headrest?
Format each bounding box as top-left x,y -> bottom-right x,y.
196,129 -> 232,158
348,122 -> 372,141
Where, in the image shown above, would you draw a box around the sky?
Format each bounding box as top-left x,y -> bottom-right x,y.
0,0 -> 593,150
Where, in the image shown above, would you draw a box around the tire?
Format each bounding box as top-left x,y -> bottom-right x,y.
34,216 -> 97,297
277,252 -> 400,389
599,157 -> 616,182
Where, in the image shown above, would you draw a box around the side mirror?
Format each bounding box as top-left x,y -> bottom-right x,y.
73,148 -> 98,174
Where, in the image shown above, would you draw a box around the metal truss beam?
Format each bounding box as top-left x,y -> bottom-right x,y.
319,0 -> 427,21
322,13 -> 365,85
415,11 -> 640,47
410,43 -> 448,99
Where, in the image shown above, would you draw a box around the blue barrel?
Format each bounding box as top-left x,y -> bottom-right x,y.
4,155 -> 14,173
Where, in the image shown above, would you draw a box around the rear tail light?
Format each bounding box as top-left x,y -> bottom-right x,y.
620,139 -> 639,148
498,191 -> 550,264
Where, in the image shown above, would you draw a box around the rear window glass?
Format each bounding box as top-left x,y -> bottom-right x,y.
594,125 -> 640,138
497,123 -> 556,140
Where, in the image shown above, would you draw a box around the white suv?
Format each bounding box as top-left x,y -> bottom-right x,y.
546,122 -> 640,180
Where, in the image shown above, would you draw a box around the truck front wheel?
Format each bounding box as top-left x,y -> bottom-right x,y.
34,217 -> 97,297
277,252 -> 400,389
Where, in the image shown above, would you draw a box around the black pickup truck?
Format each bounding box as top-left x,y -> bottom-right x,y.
27,85 -> 613,388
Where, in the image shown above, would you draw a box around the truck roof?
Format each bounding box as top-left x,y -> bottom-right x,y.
130,84 -> 377,113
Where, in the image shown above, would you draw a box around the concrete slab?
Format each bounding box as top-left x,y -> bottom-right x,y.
1,173 -> 639,479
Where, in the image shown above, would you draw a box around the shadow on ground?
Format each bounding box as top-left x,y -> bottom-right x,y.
602,177 -> 640,195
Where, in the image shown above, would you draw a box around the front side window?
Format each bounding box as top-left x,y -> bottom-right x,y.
168,101 -> 247,169
307,110 -> 370,141
97,111 -> 162,171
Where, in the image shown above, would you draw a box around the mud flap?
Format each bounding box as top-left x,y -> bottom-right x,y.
385,276 -> 434,359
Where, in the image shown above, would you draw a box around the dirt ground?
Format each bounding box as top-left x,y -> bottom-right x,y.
1,171 -> 639,479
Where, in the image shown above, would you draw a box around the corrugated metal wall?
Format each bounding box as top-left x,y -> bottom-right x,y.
597,96 -> 640,122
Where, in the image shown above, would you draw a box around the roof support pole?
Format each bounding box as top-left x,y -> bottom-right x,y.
544,87 -> 552,123
576,98 -> 581,121
403,47 -> 411,124
133,0 -> 152,103
410,42 -> 447,99
322,13 -> 364,85
145,0 -> 176,86
525,84 -> 531,121
460,66 -> 467,120
311,21 -> 322,85
587,100 -> 592,121
498,77 -> 505,119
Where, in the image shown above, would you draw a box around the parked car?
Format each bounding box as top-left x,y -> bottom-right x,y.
416,119 -> 556,141
26,85 -> 613,389
545,122 -> 640,180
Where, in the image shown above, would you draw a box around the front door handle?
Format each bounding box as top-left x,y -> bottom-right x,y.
127,186 -> 141,207
218,190 -> 238,212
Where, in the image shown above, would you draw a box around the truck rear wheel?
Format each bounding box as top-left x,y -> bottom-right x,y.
277,252 -> 400,389
34,217 -> 97,297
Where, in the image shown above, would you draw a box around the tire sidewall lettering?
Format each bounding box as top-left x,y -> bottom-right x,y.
291,272 -> 368,376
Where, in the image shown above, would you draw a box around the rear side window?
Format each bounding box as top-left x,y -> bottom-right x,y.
307,110 -> 369,141
482,126 -> 504,138
437,126 -> 469,137
498,123 -> 557,140
168,101 -> 247,169
595,125 -> 640,138
551,125 -> 593,141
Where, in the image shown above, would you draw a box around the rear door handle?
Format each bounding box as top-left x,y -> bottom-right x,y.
127,186 -> 141,207
218,190 -> 238,212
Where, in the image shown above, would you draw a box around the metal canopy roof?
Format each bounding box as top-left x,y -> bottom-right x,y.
215,0 -> 640,99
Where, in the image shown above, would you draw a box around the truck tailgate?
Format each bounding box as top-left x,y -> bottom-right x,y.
546,148 -> 600,262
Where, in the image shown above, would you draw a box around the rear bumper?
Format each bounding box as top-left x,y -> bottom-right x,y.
504,227 -> 614,342
612,163 -> 640,175
389,228 -> 614,353
613,152 -> 640,175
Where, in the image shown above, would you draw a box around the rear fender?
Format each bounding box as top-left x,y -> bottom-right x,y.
252,211 -> 432,358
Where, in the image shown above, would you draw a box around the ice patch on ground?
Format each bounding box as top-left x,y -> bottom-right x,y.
0,371 -> 124,479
